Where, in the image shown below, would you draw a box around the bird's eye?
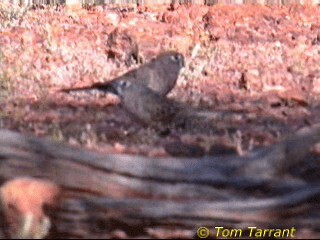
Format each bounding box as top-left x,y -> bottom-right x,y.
119,81 -> 130,88
170,54 -> 184,67
170,55 -> 180,62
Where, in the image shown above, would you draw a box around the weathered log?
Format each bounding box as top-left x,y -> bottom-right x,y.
0,124 -> 319,238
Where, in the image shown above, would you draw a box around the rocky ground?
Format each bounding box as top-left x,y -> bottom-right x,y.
0,4 -> 320,157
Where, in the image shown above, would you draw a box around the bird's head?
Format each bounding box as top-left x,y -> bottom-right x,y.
160,51 -> 185,69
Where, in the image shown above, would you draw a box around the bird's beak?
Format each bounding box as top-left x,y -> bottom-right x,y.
104,86 -> 118,95
105,82 -> 119,95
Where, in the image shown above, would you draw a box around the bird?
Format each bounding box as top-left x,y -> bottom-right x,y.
106,80 -> 221,135
61,51 -> 185,97
106,80 -> 182,127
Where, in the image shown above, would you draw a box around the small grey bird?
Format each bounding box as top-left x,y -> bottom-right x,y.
62,51 -> 185,97
107,80 -> 220,135
107,80 -> 182,126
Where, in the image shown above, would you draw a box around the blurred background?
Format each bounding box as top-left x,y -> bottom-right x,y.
2,0 -> 320,7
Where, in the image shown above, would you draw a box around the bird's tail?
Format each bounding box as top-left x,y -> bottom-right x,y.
60,82 -> 113,93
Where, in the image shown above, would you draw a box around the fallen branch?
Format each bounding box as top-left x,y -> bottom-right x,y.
0,124 -> 318,238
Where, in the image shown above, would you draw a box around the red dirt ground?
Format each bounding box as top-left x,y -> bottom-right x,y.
0,4 -> 320,157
